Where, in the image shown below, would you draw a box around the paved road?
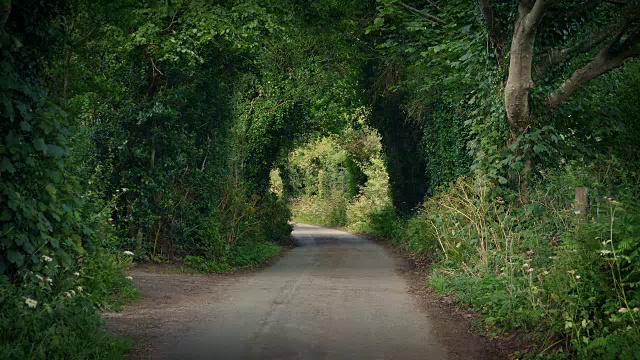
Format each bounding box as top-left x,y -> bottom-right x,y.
155,224 -> 449,360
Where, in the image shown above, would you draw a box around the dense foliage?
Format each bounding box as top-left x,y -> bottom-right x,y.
286,0 -> 640,358
2,0 -> 640,358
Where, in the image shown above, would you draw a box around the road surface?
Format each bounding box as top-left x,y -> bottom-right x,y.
154,224 -> 449,360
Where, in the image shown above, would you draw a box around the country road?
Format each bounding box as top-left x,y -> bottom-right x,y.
156,223 -> 448,359
107,224 -> 497,360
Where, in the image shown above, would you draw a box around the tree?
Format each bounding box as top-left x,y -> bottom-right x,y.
480,0 -> 640,132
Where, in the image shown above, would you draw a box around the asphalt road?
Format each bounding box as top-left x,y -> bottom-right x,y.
155,224 -> 449,360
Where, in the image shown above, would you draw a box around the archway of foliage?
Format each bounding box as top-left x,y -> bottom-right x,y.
360,1 -> 640,357
0,0 -> 371,357
286,112 -> 393,232
3,0 -> 640,358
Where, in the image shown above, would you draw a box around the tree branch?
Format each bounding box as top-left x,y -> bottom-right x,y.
479,0 -> 506,59
0,0 -> 10,31
536,26 -> 615,74
547,17 -> 640,109
603,0 -> 627,4
396,1 -> 445,24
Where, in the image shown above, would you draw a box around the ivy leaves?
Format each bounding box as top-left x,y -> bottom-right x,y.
1,45 -> 82,276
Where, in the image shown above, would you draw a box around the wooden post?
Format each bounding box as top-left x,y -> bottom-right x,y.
575,187 -> 588,219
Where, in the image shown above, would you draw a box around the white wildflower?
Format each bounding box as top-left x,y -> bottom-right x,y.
46,278 -> 53,284
619,308 -> 629,313
77,286 -> 83,292
70,290 -> 75,296
574,210 -> 581,215
35,274 -> 43,281
73,272 -> 80,276
64,292 -> 71,298
634,308 -> 639,313
527,268 -> 534,273
25,298 -> 37,308
126,276 -> 133,280
123,250 -> 134,256
599,249 -> 612,255
41,255 -> 53,262
575,275 -> 581,279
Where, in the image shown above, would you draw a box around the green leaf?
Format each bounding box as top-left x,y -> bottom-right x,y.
33,138 -> 46,151
20,120 -> 32,132
47,145 -> 65,158
0,158 -> 15,174
45,184 -> 57,197
7,249 -> 24,266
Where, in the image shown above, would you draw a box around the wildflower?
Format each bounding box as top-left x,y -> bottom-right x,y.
599,249 -> 612,255
126,276 -> 133,280
35,274 -> 43,281
575,275 -> 581,279
574,210 -> 581,215
619,308 -> 629,313
46,278 -> 53,284
634,308 -> 639,313
25,298 -> 37,308
64,292 -> 72,298
77,286 -> 83,292
543,271 -> 550,275
41,255 -> 53,262
523,263 -> 529,268
70,290 -> 76,296
73,272 -> 80,276
123,250 -> 134,256
527,268 -> 534,273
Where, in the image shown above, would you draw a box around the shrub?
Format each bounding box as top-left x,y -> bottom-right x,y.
408,163 -> 640,357
0,272 -> 130,360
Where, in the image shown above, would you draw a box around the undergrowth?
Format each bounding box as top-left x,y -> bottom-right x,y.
183,241 -> 283,273
362,160 -> 640,358
0,250 -> 137,359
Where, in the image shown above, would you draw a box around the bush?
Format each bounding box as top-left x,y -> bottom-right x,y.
291,192 -> 348,227
184,241 -> 282,273
0,271 -> 130,359
78,252 -> 138,311
398,163 -> 640,357
259,193 -> 293,243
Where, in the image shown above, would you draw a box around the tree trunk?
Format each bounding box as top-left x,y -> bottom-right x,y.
504,1 -> 546,132
63,46 -> 72,100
